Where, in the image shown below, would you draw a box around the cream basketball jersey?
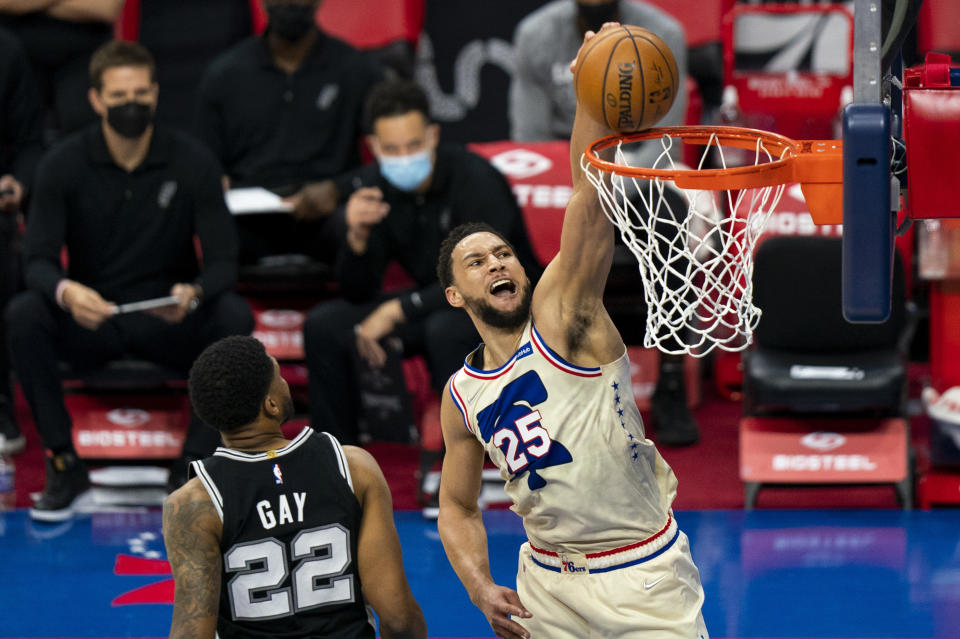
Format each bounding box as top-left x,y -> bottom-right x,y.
449,319 -> 679,553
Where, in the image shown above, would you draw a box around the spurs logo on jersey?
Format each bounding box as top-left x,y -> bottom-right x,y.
450,319 -> 679,552
476,370 -> 572,490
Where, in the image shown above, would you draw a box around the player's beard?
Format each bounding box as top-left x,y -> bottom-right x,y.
463,279 -> 533,330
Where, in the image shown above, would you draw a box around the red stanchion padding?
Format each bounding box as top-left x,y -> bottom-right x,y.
904,53 -> 960,220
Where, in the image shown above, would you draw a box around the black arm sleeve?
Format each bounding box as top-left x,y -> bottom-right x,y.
398,282 -> 446,320
23,155 -> 69,302
191,149 -> 238,299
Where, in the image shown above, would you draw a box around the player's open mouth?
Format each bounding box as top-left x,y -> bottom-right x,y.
489,279 -> 516,297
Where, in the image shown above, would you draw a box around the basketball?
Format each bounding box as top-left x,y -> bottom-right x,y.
573,25 -> 679,132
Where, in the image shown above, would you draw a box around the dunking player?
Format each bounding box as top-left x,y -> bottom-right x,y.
163,336 -> 426,639
435,24 -> 708,639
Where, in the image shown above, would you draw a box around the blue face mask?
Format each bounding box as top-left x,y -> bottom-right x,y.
378,149 -> 433,192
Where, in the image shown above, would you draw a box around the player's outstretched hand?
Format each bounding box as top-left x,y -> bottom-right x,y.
569,21 -> 621,74
474,582 -> 532,639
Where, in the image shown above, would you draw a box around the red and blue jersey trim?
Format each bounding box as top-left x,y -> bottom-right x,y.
530,322 -> 603,378
462,342 -> 533,380
528,515 -> 678,573
529,527 -> 679,573
448,374 -> 472,433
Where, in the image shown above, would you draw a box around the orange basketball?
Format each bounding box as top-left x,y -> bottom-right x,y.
573,25 -> 679,132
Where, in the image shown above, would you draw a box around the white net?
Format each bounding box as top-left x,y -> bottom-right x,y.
582,131 -> 792,357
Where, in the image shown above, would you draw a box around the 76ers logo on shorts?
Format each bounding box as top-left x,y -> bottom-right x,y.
477,371 -> 572,490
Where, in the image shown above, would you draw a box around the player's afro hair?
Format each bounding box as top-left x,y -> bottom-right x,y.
437,222 -> 515,289
188,336 -> 274,433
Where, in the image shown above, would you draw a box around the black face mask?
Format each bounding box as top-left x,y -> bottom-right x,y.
106,101 -> 153,139
577,1 -> 620,35
267,3 -> 315,42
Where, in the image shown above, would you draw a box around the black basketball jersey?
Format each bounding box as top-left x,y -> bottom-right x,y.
189,428 -> 375,639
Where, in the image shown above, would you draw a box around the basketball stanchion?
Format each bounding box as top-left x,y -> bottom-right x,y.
581,125 -> 842,356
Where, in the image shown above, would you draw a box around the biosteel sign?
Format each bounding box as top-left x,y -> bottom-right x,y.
69,395 -> 189,459
740,417 -> 908,483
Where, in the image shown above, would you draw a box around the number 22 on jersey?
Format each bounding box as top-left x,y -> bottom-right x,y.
225,523 -> 354,620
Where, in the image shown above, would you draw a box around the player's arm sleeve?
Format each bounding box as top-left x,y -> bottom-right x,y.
191,148 -> 238,299
347,446 -> 428,639
162,482 -> 222,639
22,155 -> 68,303
508,27 -> 553,142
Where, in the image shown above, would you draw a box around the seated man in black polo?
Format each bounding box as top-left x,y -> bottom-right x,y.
195,0 -> 385,269
6,40 -> 254,522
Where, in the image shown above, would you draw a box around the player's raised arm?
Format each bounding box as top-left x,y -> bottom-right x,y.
163,480 -> 222,639
531,23 -> 623,362
347,446 -> 427,639
437,380 -> 532,639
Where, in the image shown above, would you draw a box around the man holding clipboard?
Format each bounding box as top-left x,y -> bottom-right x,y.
6,41 -> 253,522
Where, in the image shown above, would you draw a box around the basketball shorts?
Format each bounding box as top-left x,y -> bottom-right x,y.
515,529 -> 709,639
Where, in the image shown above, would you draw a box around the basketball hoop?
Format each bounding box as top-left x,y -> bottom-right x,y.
581,125 -> 842,357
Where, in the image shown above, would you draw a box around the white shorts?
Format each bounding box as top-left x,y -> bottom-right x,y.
515,529 -> 709,639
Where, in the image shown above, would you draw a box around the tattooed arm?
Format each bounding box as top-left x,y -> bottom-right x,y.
163,477 -> 223,639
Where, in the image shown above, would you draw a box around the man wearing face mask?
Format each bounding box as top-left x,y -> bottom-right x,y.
302,80 -> 538,506
509,0 -> 701,448
6,40 -> 254,522
195,0 -> 385,268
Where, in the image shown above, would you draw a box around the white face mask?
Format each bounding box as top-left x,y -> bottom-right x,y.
378,149 -> 433,191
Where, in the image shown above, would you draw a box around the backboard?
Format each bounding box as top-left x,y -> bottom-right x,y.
842,0 -> 923,322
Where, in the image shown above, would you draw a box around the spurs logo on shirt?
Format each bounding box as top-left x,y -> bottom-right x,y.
449,319 -> 679,552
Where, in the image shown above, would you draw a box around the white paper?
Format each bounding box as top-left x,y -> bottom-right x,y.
114,295 -> 181,314
225,187 -> 293,215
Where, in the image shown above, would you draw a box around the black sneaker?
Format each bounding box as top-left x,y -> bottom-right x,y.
29,451 -> 91,522
0,411 -> 24,455
651,361 -> 700,447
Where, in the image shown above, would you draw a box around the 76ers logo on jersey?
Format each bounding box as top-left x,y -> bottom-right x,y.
477,371 -> 572,490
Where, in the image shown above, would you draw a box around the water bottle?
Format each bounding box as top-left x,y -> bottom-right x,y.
0,452 -> 15,511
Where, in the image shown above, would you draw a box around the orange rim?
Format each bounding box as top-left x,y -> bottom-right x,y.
583,125 -> 844,224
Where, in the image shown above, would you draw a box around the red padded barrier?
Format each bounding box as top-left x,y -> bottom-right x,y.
903,53 -> 960,220
917,0 -> 960,56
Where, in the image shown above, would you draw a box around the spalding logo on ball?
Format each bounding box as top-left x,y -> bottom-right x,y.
574,25 -> 679,132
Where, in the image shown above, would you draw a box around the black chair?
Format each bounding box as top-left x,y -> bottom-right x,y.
741,235 -> 914,508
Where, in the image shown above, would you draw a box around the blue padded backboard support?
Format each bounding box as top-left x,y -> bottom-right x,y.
842,102 -> 893,322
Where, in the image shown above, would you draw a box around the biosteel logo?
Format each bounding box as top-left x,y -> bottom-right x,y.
800,431 -> 846,451
490,149 -> 552,180
106,408 -> 151,428
258,310 -> 304,329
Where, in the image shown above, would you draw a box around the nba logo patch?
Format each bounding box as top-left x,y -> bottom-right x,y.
272,464 -> 283,485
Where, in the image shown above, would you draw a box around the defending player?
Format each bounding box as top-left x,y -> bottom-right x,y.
435,23 -> 709,639
162,335 -> 426,639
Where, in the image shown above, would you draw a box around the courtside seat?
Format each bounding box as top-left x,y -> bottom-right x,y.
743,349 -> 907,417
59,358 -> 191,465
237,255 -> 339,298
740,236 -> 915,509
743,236 -> 909,418
60,359 -> 186,392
